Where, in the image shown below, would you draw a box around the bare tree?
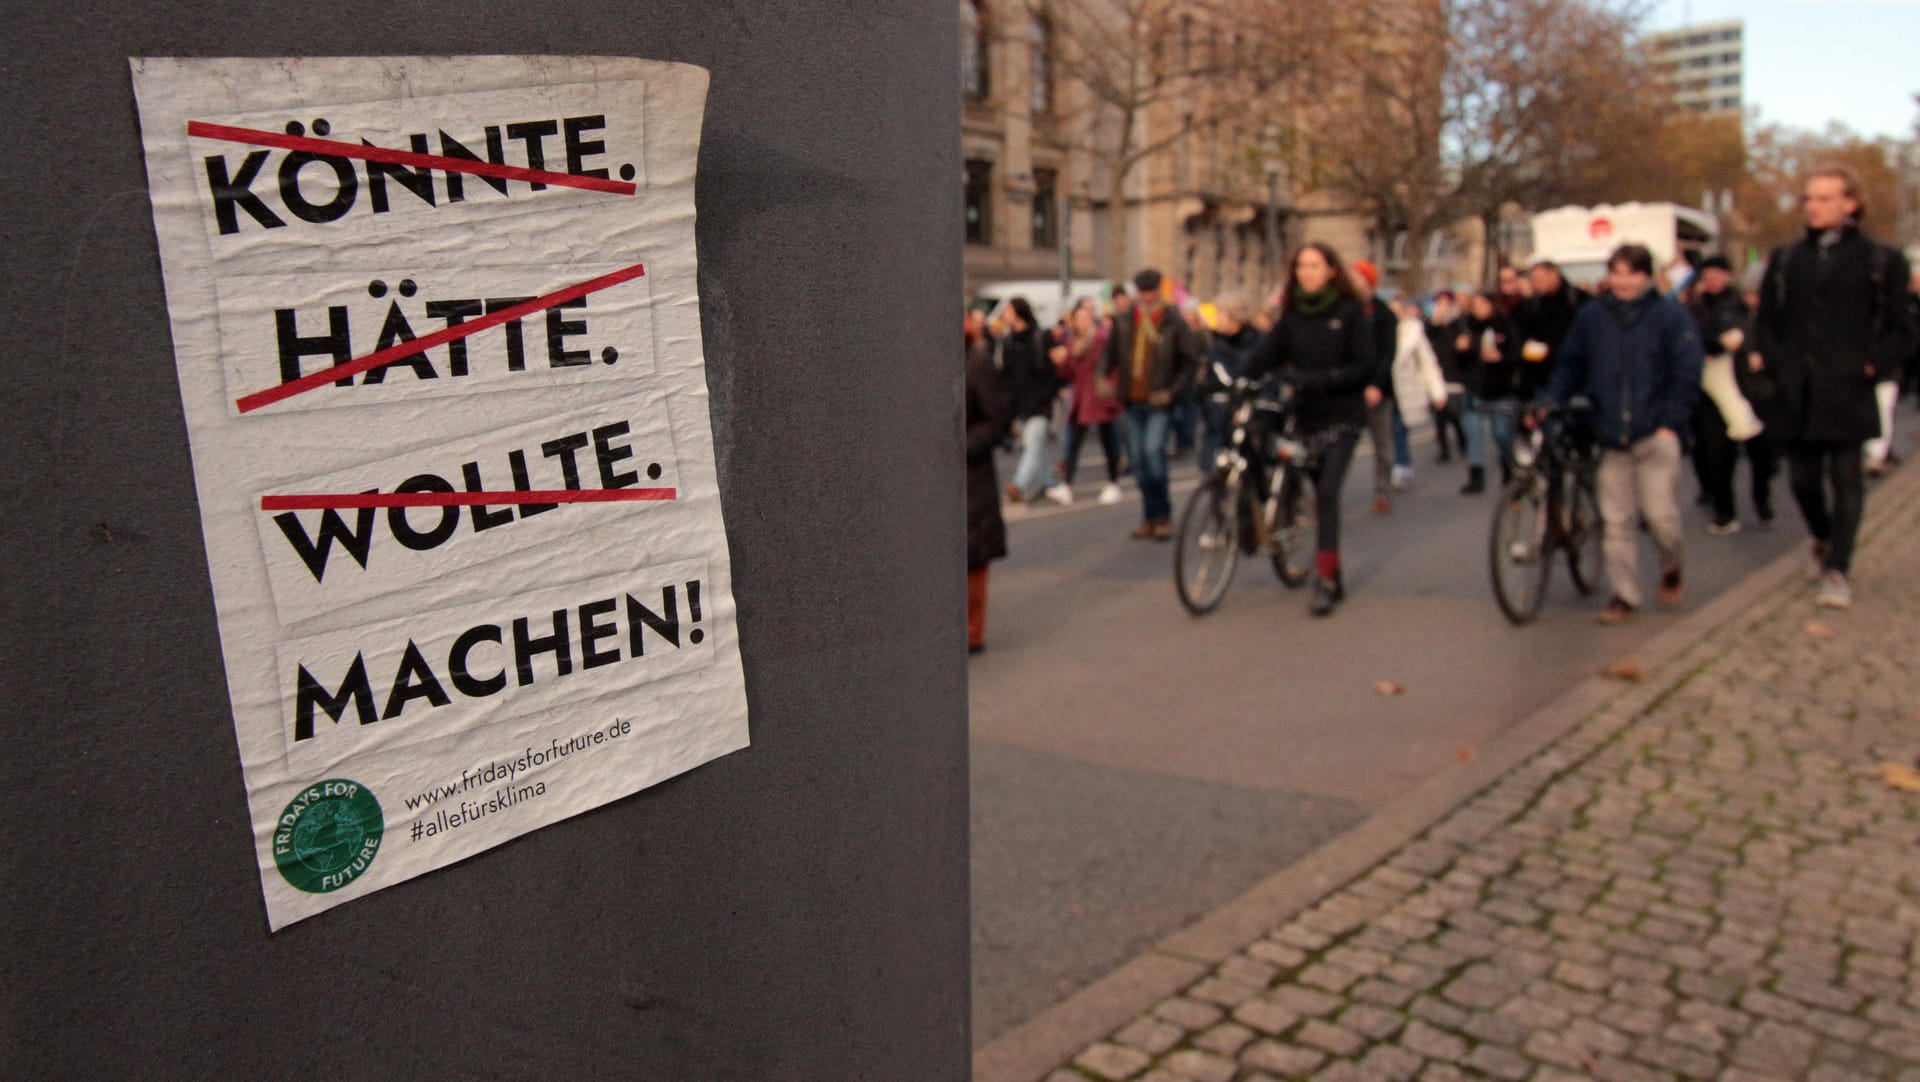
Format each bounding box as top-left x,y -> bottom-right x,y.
1309,0 -> 1663,288
1027,0 -> 1323,276
1306,0 -> 1456,289
1450,0 -> 1661,282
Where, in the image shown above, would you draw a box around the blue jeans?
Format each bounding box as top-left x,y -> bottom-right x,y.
1197,399 -> 1228,475
1125,404 -> 1172,522
1011,414 -> 1051,497
1462,396 -> 1515,470
1390,409 -> 1412,469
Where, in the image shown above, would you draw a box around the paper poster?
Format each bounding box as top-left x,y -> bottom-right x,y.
131,56 -> 748,930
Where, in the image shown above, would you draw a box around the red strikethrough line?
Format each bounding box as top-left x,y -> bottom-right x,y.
186,121 -> 637,196
233,262 -> 647,414
261,488 -> 677,511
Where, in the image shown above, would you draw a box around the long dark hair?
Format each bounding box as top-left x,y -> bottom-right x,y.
1007,296 -> 1039,330
1281,242 -> 1358,316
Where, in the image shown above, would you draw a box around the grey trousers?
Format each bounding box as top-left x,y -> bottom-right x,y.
1366,401 -> 1393,497
1596,432 -> 1684,608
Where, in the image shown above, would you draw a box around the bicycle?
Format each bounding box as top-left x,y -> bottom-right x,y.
1173,365 -> 1316,614
1486,399 -> 1603,625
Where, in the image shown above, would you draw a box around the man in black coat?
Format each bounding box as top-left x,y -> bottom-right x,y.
1750,163 -> 1916,609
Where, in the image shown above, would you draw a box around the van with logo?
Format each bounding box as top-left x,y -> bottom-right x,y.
1527,203 -> 1720,290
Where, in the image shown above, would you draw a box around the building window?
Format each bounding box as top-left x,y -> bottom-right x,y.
962,2 -> 989,102
1030,14 -> 1052,114
965,159 -> 993,245
1031,168 -> 1057,249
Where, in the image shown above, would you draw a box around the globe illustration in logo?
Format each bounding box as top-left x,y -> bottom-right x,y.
292,798 -> 369,874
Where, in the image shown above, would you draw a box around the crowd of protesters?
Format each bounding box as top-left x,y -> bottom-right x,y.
965,162 -> 1916,650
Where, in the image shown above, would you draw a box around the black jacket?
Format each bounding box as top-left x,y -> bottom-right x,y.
999,326 -> 1057,420
1427,316 -> 1469,387
1465,310 -> 1523,400
1101,305 -> 1205,404
1244,295 -> 1376,432
1752,225 -> 1915,442
1689,287 -> 1773,425
965,339 -> 1010,569
1203,324 -> 1260,394
1516,282 -> 1590,399
1362,299 -> 1398,397
1546,290 -> 1703,449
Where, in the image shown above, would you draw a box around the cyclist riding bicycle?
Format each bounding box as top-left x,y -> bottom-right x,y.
1243,242 -> 1378,616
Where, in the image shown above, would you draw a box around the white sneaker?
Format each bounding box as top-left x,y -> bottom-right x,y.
1097,483 -> 1125,505
1045,483 -> 1074,506
1705,520 -> 1741,536
1390,464 -> 1413,489
1816,570 -> 1852,609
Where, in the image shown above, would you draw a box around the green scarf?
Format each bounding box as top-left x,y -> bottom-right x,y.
1293,288 -> 1339,316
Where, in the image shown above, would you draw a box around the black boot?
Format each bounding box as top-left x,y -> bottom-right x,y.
1309,573 -> 1345,616
1460,465 -> 1485,494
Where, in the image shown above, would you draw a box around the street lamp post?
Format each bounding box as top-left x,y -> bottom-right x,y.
1262,126 -> 1289,295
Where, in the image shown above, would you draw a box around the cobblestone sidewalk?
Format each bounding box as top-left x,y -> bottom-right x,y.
1049,477 -> 1920,1082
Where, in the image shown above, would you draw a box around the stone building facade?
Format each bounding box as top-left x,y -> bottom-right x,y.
960,0 -> 1490,303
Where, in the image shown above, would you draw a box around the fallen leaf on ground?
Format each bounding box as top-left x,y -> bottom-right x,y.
1373,680 -> 1405,696
1806,621 -> 1837,639
1457,748 -> 1478,762
1879,762 -> 1920,793
1601,659 -> 1645,682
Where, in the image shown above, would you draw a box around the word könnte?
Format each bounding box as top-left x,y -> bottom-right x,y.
203,114 -> 622,235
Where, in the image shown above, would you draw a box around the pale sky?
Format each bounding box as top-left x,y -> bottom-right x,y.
1650,0 -> 1920,139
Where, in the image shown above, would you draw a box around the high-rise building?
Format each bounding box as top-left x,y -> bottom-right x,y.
1646,19 -> 1744,114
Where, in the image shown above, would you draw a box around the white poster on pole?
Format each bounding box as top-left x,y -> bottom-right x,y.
131,56 -> 748,930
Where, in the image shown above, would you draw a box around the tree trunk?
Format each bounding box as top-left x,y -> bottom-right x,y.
1103,169 -> 1131,284
1402,222 -> 1430,296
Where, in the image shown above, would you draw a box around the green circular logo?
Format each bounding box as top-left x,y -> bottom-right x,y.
272,779 -> 383,894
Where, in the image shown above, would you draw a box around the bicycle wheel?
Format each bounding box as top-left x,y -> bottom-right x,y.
1564,472 -> 1604,595
1489,476 -> 1553,625
1174,475 -> 1240,614
1267,466 -> 1314,588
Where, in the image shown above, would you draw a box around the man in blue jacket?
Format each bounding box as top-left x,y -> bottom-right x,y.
1543,244 -> 1705,624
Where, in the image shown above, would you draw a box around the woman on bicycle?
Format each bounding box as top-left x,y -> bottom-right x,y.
1244,243 -> 1378,616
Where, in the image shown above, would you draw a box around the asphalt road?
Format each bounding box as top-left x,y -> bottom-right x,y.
968,423 -> 1865,1046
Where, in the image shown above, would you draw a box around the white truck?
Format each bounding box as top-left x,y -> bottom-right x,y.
972,278 -> 1113,331
1527,202 -> 1719,289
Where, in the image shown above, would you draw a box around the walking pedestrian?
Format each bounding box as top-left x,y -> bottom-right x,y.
1389,297 -> 1449,457
1749,163 -> 1915,608
966,324 -> 1011,654
999,297 -> 1058,505
1739,263 -> 1784,526
1103,269 -> 1205,540
1244,242 -> 1378,616
1686,255 -> 1773,533
1515,260 -> 1590,401
1045,300 -> 1124,506
1495,264 -> 1527,317
1462,290 -> 1523,492
1425,291 -> 1470,464
1541,243 -> 1704,625
1349,260 -> 1402,512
